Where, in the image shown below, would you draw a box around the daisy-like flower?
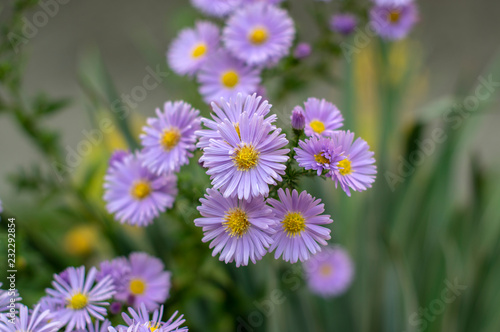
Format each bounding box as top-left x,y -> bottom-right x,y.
304,246 -> 355,297
223,3 -> 295,66
330,13 -> 358,35
45,266 -> 115,332
330,130 -> 376,196
268,189 -> 333,263
301,98 -> 344,137
294,136 -> 343,176
198,50 -> 260,104
200,113 -> 289,199
140,101 -> 201,174
103,152 -> 178,227
196,93 -> 276,150
168,21 -> 219,76
116,304 -> 188,332
190,0 -> 241,18
97,257 -> 131,296
370,2 -> 418,40
0,304 -> 62,332
114,252 -> 171,311
0,282 -> 21,313
195,188 -> 276,267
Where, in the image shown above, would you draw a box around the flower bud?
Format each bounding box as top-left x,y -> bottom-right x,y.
291,106 -> 306,130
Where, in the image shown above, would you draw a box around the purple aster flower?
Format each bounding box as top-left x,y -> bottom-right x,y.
294,136 -> 343,176
200,113 -> 289,199
103,152 -> 178,227
198,50 -> 261,104
190,0 -> 241,18
168,21 -> 219,76
330,14 -> 358,35
268,189 -> 333,263
329,130 -> 377,196
117,304 -> 188,332
96,257 -> 131,296
301,98 -> 344,137
140,101 -> 201,174
290,106 -> 305,130
223,3 -> 295,66
114,252 -> 171,311
0,282 -> 21,313
304,246 -> 354,297
36,296 -> 63,324
0,304 -> 62,332
195,188 -> 276,267
370,3 -> 418,40
196,93 -> 276,150
45,266 -> 115,332
293,42 -> 312,59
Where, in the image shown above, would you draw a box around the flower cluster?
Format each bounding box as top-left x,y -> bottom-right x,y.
0,252 -> 186,332
168,1 -> 295,103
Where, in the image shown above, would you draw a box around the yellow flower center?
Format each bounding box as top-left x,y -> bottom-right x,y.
248,26 -> 269,45
388,10 -> 401,23
309,120 -> 325,134
338,158 -> 352,176
131,181 -> 152,200
161,128 -> 181,151
319,264 -> 333,277
148,322 -> 160,332
282,212 -> 306,237
314,153 -> 329,164
191,43 -> 207,58
223,208 -> 250,237
233,144 -> 259,171
129,278 -> 146,295
67,292 -> 88,310
221,70 -> 239,88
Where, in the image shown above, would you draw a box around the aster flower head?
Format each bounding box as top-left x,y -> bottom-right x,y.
45,266 -> 115,332
0,304 -> 62,332
117,304 -> 188,332
223,3 -> 295,66
301,98 -> 344,137
268,189 -> 333,263
293,42 -> 312,59
190,0 -> 241,17
370,2 -> 418,40
294,136 -> 343,176
198,50 -> 261,104
0,282 -> 21,313
103,152 -> 178,227
96,257 -> 131,295
304,246 -> 355,297
200,113 -> 289,199
168,21 -> 219,76
195,189 -> 276,267
330,14 -> 358,35
140,101 -> 201,174
196,93 -> 276,150
329,130 -> 377,196
114,252 -> 171,311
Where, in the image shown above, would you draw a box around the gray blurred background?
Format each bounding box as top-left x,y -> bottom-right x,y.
1,0 -> 499,196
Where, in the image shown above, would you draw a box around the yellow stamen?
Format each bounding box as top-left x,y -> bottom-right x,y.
67,292 -> 88,310
309,120 -> 325,134
234,123 -> 241,139
129,278 -> 146,295
161,128 -> 181,151
338,158 -> 352,176
191,43 -> 207,58
319,264 -> 333,277
248,26 -> 269,45
224,208 -> 250,237
314,153 -> 329,164
221,70 -> 239,88
233,144 -> 259,171
388,10 -> 401,23
282,212 -> 306,237
148,322 -> 160,332
131,181 -> 152,200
